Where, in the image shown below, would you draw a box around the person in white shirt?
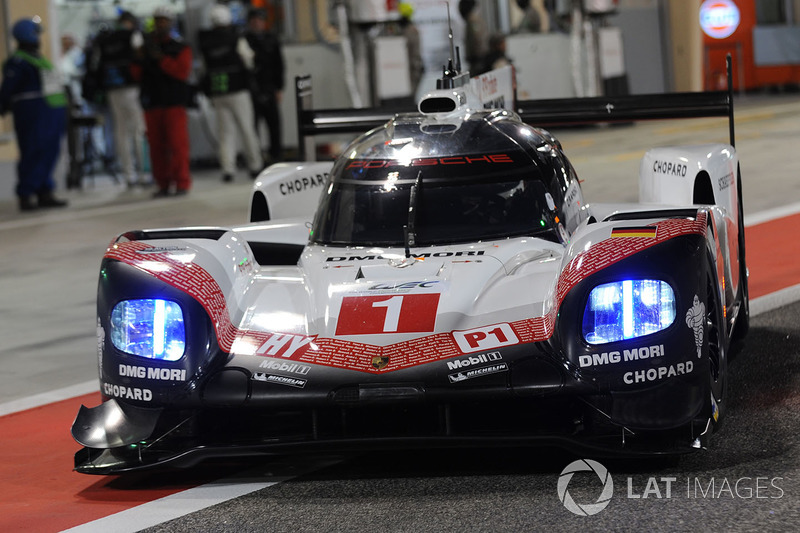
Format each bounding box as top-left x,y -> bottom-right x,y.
197,3 -> 264,182
85,11 -> 147,187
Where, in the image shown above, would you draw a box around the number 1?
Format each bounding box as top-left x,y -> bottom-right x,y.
372,296 -> 403,332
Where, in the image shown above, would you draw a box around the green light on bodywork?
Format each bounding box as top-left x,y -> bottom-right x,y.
238,258 -> 249,266
539,220 -> 546,227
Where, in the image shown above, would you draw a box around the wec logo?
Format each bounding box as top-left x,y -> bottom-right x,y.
557,459 -> 614,516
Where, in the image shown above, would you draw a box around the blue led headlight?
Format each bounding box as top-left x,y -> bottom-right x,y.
110,299 -> 186,361
582,280 -> 676,344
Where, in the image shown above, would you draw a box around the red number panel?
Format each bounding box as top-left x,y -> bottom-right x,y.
335,294 -> 440,335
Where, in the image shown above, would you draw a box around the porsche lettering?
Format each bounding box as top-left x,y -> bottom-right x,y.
346,154 -> 514,169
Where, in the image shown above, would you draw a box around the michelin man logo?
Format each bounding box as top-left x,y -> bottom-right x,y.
557,459 -> 614,516
685,294 -> 705,358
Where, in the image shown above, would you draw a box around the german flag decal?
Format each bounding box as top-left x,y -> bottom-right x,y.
611,226 -> 657,238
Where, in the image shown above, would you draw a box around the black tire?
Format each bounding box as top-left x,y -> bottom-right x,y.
706,254 -> 728,430
732,166 -> 749,342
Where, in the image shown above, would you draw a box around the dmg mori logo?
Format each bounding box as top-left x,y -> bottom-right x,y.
557,459 -> 614,516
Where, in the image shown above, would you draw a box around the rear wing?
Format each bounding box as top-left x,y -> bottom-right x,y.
296,56 -> 735,159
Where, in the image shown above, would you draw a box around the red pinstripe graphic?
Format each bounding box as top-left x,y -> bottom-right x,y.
105,214 -> 706,373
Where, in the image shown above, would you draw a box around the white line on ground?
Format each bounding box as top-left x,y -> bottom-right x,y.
0,380 -> 98,417
60,474 -> 288,533
745,201 -> 800,226
60,458 -> 342,533
750,283 -> 800,317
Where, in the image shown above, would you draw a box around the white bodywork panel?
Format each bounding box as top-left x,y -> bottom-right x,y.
639,143 -> 739,224
250,162 -> 334,222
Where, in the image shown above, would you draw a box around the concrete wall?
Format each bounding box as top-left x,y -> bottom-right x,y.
609,0 -> 667,94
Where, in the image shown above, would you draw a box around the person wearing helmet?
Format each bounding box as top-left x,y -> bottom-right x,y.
0,17 -> 69,211
198,3 -> 263,182
133,6 -> 193,197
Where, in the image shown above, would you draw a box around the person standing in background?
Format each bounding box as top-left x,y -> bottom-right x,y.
85,11 -> 147,188
477,33 -> 513,75
398,2 -> 423,99
198,3 -> 263,183
245,8 -> 284,165
458,0 -> 488,73
134,7 -> 193,197
59,34 -> 85,104
0,17 -> 68,211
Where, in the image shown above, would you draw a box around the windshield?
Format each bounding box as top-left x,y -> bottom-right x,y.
311,174 -> 559,246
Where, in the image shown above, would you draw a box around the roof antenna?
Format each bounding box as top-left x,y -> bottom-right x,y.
446,1 -> 456,71
437,2 -> 465,89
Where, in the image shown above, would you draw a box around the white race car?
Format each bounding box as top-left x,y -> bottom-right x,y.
73,60 -> 748,473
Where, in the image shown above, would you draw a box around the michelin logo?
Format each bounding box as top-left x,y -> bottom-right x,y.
449,363 -> 508,383
253,373 -> 307,388
446,351 -> 502,371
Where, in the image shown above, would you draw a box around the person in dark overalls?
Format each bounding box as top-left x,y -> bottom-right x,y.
245,8 -> 285,164
0,17 -> 68,211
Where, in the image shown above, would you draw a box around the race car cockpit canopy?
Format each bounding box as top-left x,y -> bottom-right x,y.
310,108 -> 584,248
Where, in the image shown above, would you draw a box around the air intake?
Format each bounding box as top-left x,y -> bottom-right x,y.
419,96 -> 458,114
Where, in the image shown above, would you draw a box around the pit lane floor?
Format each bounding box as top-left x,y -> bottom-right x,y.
0,93 -> 798,532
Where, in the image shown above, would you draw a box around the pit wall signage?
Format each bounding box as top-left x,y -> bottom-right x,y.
700,0 -> 740,39
471,65 -> 515,110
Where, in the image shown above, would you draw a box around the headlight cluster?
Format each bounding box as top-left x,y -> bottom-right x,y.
582,279 -> 676,344
110,299 -> 186,361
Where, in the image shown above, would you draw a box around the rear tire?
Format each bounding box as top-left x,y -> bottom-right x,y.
706,255 -> 728,430
732,167 -> 749,342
